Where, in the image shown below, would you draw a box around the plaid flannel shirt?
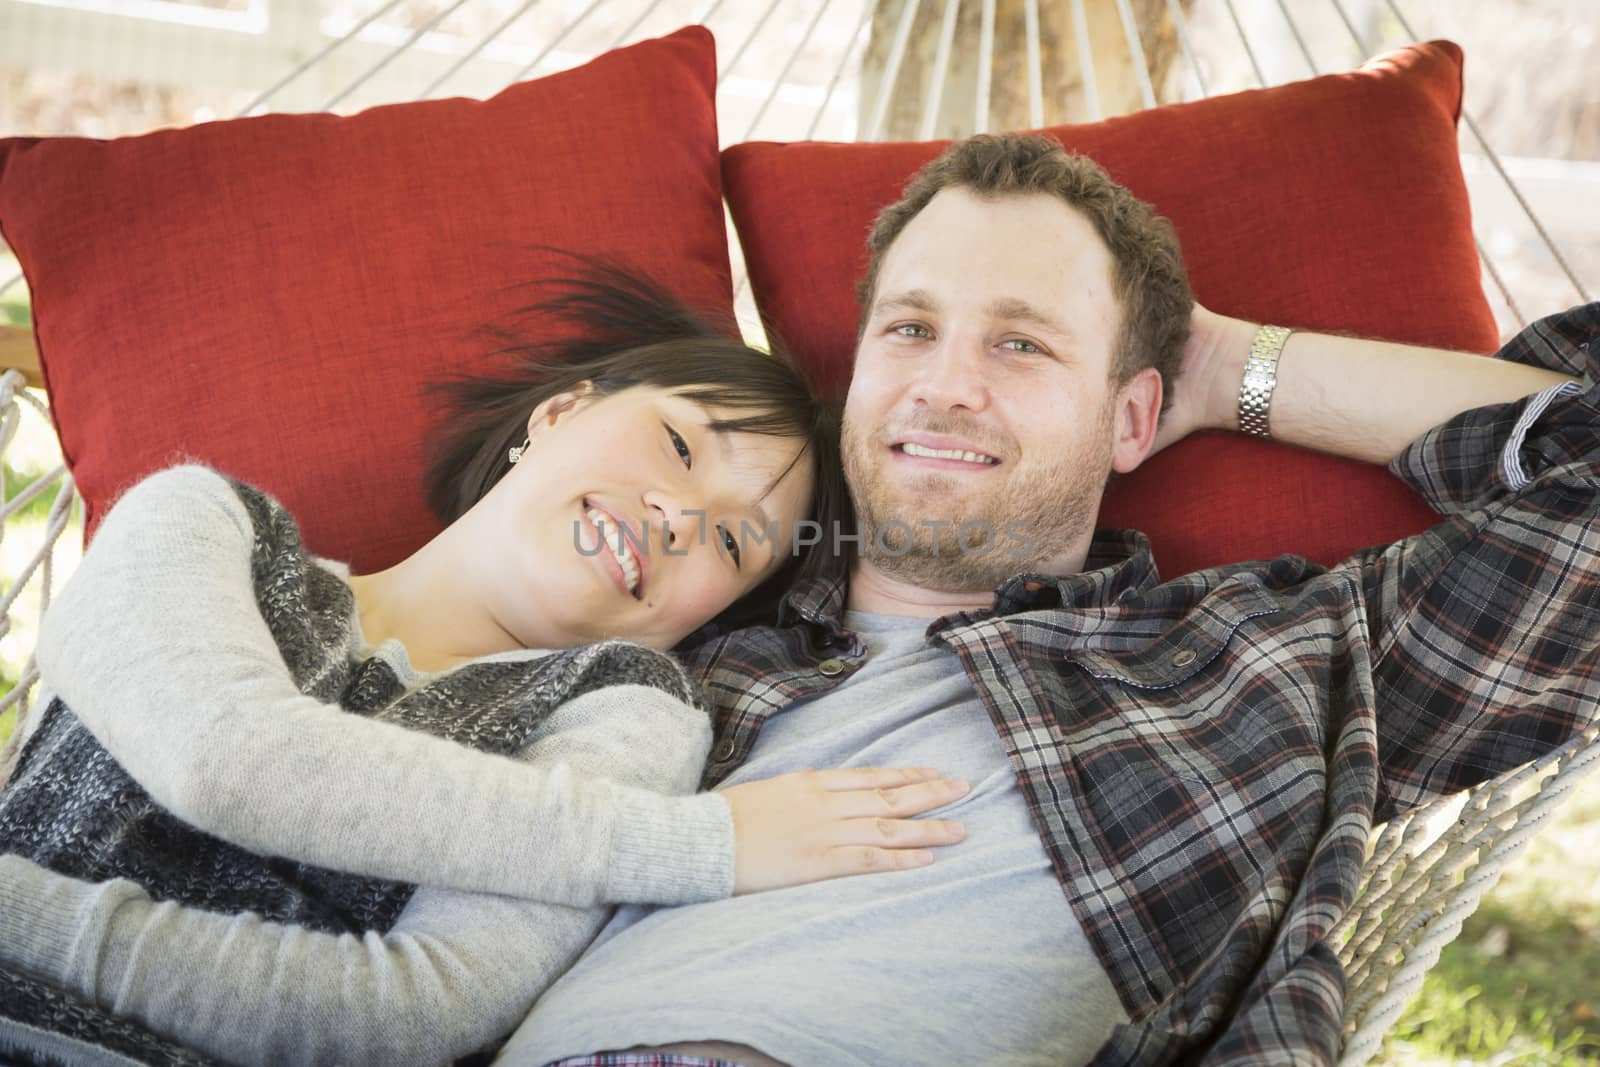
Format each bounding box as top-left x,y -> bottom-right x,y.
676,304 -> 1600,1066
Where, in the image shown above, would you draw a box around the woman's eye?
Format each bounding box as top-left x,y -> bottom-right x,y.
718,524 -> 742,568
665,424 -> 692,469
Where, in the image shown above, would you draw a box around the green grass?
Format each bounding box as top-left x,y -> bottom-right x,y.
1,252 -> 28,329
3,461 -> 67,526
1380,772 -> 1600,1066
1384,899 -> 1600,1065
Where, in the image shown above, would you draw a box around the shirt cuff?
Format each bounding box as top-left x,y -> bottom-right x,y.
603,788 -> 735,904
0,854 -> 140,991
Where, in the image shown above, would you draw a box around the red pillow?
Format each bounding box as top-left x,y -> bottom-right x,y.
724,41 -> 1497,577
0,26 -> 731,573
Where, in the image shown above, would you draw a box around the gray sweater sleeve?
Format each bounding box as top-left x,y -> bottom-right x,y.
0,684 -> 703,1067
34,464 -> 733,906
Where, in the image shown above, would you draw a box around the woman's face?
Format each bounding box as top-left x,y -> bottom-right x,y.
480,384 -> 815,651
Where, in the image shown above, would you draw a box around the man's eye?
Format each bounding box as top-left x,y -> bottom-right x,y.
718,524 -> 742,568
1001,338 -> 1042,354
893,323 -> 931,339
666,424 -> 692,469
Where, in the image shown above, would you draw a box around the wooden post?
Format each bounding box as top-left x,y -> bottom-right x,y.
860,0 -> 1188,141
0,325 -> 42,388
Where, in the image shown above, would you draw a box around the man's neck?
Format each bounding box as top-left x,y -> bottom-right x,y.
844,541 -> 1093,619
844,560 -> 998,619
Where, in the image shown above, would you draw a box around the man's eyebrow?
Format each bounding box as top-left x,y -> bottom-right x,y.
872,289 -> 938,317
985,297 -> 1074,340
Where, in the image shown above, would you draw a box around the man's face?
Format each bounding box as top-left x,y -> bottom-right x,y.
843,186 -> 1152,591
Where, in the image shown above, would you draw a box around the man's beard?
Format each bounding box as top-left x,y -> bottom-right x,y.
842,404 -> 1116,592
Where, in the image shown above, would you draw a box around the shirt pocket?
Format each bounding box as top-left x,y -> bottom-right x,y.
1060,578 -> 1314,786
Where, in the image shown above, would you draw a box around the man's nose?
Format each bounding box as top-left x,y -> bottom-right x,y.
912,334 -> 990,413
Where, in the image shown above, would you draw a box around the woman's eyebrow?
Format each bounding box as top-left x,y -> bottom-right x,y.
707,428 -> 776,536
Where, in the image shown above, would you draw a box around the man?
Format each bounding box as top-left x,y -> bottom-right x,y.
505,134 -> 1598,1066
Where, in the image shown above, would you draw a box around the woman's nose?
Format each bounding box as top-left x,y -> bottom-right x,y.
643,490 -> 687,550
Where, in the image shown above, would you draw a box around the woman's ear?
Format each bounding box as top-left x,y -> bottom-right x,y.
526,380 -> 598,439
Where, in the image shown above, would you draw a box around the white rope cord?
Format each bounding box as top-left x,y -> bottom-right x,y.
1476,236 -> 1530,328
1112,0 -> 1156,110
1325,0 -> 1526,328
1343,727 -> 1586,975
604,0 -> 674,51
1021,0 -> 1042,128
0,369 -> 77,784
0,473 -> 75,780
322,0 -> 478,110
1274,0 -> 1320,76
1326,0 -> 1367,66
974,0 -> 997,133
1069,0 -> 1099,122
1336,724 -> 1600,1067
0,273 -> 25,301
1339,757 -> 1538,992
415,0 -> 549,99
803,0 -> 875,140
508,0 -> 608,83
917,0 -> 963,140
0,470 -> 72,627
742,0 -> 837,142
1164,0 -> 1207,99
1385,0 -> 1592,304
864,0 -> 922,141
1222,0 -> 1266,88
240,0 -> 411,116
716,0 -> 787,87
0,463 -> 65,525
733,0 -> 860,302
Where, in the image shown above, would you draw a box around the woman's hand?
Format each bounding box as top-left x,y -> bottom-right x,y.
720,766 -> 970,895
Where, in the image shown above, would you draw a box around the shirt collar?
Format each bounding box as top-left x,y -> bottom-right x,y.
776,527 -> 1161,631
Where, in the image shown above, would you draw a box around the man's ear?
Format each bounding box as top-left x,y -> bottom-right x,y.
526,380 -> 598,439
1109,367 -> 1163,474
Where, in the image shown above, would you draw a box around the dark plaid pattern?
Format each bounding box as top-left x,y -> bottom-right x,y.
675,305 -> 1600,1066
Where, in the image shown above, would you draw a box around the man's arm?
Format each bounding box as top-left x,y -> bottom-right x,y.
1158,305 -> 1577,462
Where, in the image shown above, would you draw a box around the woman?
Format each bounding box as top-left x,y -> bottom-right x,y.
0,263 -> 968,1067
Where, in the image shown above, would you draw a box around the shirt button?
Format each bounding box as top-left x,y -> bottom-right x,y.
1171,649 -> 1197,667
818,657 -> 846,676
714,739 -> 736,761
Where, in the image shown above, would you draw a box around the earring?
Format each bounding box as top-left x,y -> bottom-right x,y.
508,437 -> 530,465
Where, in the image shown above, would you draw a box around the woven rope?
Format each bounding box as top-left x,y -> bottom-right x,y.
0,366 -> 1593,1063
0,370 -> 77,785
1,6 -> 1598,1056
1335,721 -> 1600,1066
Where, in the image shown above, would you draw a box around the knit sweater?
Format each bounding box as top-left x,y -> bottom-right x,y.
0,464 -> 735,1066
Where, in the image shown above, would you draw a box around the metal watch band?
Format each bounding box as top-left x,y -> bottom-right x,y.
1238,324 -> 1292,438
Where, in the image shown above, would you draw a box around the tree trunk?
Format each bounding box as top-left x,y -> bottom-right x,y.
859,0 -> 1189,141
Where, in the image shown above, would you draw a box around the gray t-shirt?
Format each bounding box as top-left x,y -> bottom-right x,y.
505,610 -> 1128,1066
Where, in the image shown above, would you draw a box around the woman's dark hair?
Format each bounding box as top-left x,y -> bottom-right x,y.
424,256 -> 851,626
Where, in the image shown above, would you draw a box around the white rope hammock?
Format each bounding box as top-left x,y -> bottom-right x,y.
0,3 -> 1596,1064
